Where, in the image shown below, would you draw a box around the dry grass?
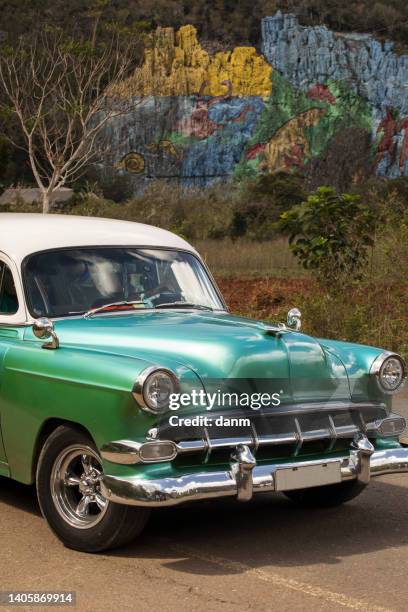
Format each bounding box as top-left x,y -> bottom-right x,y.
194,238 -> 305,278
218,276 -> 310,320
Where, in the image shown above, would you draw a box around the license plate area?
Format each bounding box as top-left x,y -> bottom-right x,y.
275,461 -> 342,491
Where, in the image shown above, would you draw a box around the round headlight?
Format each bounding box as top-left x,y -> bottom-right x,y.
372,353 -> 407,394
133,367 -> 179,414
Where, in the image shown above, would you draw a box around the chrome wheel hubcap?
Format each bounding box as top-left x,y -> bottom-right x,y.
51,445 -> 109,529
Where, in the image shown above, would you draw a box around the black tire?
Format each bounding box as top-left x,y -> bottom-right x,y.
36,425 -> 150,553
283,480 -> 366,508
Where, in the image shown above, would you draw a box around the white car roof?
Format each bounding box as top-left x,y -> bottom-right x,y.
0,213 -> 196,264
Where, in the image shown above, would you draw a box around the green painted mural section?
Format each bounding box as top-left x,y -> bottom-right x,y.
235,73 -> 373,181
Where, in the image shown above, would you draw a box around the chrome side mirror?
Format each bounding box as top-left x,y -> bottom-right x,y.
33,318 -> 59,350
287,308 -> 302,331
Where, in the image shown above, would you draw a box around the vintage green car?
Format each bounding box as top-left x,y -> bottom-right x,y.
0,213 -> 407,553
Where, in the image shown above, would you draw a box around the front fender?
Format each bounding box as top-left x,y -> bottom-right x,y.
1,343 -> 200,483
318,339 -> 391,406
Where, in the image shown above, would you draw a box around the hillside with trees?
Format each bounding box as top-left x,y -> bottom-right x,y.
2,2 -> 408,195
0,1 -> 407,50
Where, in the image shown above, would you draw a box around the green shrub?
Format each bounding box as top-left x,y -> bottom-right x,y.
277,186 -> 376,285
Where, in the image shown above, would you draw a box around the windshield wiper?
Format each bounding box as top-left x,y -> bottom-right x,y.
84,300 -> 149,318
154,302 -> 213,311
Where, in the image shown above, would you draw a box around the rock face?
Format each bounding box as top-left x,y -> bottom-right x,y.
98,15 -> 408,191
262,12 -> 408,177
262,13 -> 408,114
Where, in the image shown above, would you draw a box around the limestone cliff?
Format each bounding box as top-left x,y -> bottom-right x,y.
262,12 -> 408,115
262,12 -> 408,177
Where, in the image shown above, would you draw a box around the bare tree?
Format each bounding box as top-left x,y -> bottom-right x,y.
0,26 -> 141,213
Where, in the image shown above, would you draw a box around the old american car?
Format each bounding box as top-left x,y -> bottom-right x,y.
0,213 -> 407,553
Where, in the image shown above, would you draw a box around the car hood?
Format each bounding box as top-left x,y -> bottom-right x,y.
26,311 -> 362,403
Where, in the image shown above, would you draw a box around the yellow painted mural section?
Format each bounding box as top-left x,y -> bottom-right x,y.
112,25 -> 272,98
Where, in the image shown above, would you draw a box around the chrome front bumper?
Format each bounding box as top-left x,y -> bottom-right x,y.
100,436 -> 408,508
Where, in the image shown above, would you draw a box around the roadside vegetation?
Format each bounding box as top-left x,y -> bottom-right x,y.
2,174 -> 408,358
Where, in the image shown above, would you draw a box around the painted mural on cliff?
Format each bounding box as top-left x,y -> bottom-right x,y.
261,12 -> 408,178
98,13 -> 408,191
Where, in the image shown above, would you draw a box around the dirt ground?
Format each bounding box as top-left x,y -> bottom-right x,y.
1,391 -> 408,612
218,277 -> 309,320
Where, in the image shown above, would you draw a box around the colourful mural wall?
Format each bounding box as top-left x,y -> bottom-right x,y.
99,13 -> 408,191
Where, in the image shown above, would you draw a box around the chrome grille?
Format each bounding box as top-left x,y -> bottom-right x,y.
157,402 -> 387,462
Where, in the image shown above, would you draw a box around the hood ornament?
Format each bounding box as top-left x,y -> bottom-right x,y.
257,308 -> 303,336
263,323 -> 287,336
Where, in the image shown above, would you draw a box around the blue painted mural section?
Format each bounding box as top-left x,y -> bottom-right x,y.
180,97 -> 265,187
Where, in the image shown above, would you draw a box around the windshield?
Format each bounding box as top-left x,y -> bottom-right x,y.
24,248 -> 224,318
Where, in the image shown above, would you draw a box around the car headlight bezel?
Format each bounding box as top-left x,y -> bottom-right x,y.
133,366 -> 179,414
371,352 -> 407,395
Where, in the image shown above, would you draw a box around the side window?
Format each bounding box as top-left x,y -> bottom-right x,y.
0,262 -> 19,315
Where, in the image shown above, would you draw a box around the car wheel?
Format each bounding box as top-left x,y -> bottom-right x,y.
36,425 -> 150,553
283,480 -> 366,508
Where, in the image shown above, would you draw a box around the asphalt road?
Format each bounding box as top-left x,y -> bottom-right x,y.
1,391 -> 408,612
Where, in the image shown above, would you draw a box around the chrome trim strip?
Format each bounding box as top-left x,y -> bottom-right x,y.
101,440 -> 143,465
257,433 -> 297,445
327,415 -> 337,452
216,401 -> 386,418
101,417 -> 389,465
203,436 -> 253,450
203,427 -> 212,463
251,422 -> 260,453
177,439 -> 206,452
294,417 -> 303,456
100,443 -> 408,508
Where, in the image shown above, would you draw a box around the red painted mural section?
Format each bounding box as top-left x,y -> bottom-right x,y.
375,108 -> 408,172
306,85 -> 336,106
245,143 -> 266,160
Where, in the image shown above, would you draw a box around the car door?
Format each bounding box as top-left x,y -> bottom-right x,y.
0,257 -> 26,475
